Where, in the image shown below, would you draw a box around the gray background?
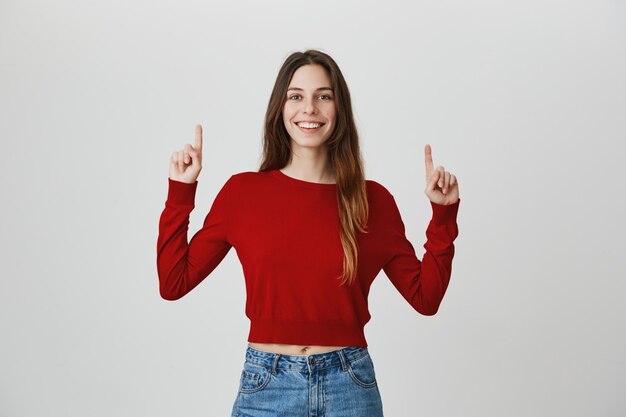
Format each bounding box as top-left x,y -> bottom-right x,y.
1,0 -> 624,416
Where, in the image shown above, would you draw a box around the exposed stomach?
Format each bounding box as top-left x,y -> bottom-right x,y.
248,342 -> 348,356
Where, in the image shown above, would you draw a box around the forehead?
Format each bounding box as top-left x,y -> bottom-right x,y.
288,64 -> 332,88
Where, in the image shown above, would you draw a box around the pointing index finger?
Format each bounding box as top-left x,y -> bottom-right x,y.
195,124 -> 203,150
425,144 -> 434,174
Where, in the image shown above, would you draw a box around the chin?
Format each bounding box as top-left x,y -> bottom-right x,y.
292,139 -> 329,150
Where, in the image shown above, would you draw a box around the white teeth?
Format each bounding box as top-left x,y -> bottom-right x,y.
297,122 -> 322,129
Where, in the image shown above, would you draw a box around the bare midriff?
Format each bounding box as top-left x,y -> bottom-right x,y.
248,342 -> 348,356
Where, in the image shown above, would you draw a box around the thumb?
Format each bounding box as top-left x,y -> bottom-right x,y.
183,144 -> 197,163
188,148 -> 200,167
426,169 -> 440,191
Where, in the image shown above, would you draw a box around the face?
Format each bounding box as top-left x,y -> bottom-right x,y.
282,64 -> 337,150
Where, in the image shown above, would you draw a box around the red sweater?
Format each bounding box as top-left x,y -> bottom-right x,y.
157,169 -> 460,347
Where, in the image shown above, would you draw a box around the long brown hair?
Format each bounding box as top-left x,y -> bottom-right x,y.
258,49 -> 369,286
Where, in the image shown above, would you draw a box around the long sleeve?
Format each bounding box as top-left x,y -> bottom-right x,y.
382,196 -> 460,315
156,176 -> 233,300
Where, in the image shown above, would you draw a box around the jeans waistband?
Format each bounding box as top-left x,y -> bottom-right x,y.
244,345 -> 370,373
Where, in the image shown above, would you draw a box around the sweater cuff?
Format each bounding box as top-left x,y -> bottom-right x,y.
167,178 -> 198,206
430,198 -> 460,225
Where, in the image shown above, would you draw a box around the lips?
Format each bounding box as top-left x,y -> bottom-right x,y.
296,121 -> 325,127
295,122 -> 324,132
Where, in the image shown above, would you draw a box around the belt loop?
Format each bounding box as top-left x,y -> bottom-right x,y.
271,354 -> 280,375
337,348 -> 349,371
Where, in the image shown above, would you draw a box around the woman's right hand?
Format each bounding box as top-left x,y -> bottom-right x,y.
169,124 -> 203,184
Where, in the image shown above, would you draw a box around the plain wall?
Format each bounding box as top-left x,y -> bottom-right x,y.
1,0 -> 624,416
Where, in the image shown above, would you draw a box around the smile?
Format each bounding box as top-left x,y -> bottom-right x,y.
296,121 -> 325,131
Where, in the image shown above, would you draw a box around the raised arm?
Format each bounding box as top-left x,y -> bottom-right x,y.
156,125 -> 233,300
382,144 -> 461,315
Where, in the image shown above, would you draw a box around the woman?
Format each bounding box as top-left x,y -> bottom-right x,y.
157,49 -> 460,417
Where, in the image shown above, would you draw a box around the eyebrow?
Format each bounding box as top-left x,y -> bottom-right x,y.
287,87 -> 334,92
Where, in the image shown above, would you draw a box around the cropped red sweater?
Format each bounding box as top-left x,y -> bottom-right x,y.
157,169 -> 460,347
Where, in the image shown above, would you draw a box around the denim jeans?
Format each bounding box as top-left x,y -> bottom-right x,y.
230,345 -> 384,417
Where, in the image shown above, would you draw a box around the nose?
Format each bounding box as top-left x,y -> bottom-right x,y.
303,97 -> 317,115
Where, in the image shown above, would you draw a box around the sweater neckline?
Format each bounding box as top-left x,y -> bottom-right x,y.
270,169 -> 337,190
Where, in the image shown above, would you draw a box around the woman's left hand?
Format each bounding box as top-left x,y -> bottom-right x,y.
424,144 -> 460,206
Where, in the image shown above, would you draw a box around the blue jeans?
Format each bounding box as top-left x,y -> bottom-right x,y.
231,345 -> 385,417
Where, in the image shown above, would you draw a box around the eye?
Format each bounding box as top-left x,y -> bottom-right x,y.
319,94 -> 332,100
288,94 -> 301,100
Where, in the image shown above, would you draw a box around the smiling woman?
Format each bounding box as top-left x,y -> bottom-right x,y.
285,83 -> 334,133
280,63 -> 338,183
157,49 -> 460,417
